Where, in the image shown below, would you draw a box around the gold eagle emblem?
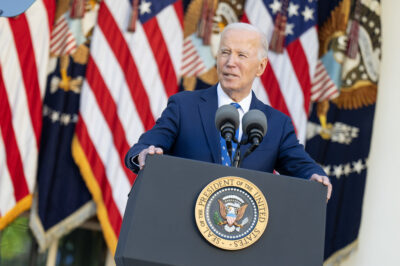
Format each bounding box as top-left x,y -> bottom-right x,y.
217,199 -> 248,228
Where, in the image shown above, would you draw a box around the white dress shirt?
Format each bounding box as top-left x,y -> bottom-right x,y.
217,83 -> 253,141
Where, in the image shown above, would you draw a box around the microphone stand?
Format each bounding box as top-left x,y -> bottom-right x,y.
232,138 -> 245,168
232,144 -> 241,168
227,136 -> 239,167
231,137 -> 260,168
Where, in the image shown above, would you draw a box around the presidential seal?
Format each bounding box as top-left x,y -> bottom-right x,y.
195,176 -> 268,250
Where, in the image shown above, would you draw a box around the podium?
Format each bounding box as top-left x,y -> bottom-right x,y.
115,155 -> 327,266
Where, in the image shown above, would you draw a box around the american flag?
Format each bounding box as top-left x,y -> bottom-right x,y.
243,0 -> 319,142
49,14 -> 77,56
0,0 -> 55,229
72,0 -> 183,253
311,59 -> 339,102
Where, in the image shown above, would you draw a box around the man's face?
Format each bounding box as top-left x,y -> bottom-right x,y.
216,29 -> 267,98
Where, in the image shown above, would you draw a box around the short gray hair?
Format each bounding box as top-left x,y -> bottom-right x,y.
220,22 -> 269,60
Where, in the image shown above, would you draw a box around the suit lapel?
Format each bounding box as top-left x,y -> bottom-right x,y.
198,86 -> 220,164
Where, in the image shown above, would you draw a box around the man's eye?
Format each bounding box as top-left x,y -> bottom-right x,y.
239,54 -> 247,58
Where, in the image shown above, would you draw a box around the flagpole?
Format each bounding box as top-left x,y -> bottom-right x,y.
45,240 -> 59,266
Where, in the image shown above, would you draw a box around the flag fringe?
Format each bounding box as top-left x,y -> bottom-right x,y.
324,239 -> 358,266
0,194 -> 32,230
29,192 -> 96,252
71,135 -> 118,255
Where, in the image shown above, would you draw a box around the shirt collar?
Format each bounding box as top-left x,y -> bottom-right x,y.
217,83 -> 252,113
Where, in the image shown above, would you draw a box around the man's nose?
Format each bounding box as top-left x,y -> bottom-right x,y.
226,54 -> 237,67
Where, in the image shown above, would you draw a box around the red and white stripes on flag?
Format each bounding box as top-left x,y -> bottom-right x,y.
243,0 -> 319,143
50,15 -> 77,56
311,60 -> 340,102
181,38 -> 207,77
0,0 -> 55,229
72,0 -> 183,253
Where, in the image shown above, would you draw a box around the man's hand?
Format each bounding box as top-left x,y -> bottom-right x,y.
137,145 -> 163,170
309,174 -> 332,202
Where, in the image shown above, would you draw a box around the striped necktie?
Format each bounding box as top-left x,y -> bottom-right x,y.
220,102 -> 240,166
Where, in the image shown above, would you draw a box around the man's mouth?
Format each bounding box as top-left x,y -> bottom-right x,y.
223,73 -> 239,78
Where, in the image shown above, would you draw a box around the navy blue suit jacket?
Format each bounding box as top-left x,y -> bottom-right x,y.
125,85 -> 325,179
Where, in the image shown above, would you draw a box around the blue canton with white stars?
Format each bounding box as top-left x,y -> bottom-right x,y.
133,0 -> 178,24
264,0 -> 317,46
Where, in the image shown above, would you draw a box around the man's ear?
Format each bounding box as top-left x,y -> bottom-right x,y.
256,58 -> 268,77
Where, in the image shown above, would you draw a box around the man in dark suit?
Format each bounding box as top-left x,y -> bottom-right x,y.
125,23 -> 332,200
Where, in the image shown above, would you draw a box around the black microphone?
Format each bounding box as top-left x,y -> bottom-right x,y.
215,104 -> 240,162
242,110 -> 267,159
